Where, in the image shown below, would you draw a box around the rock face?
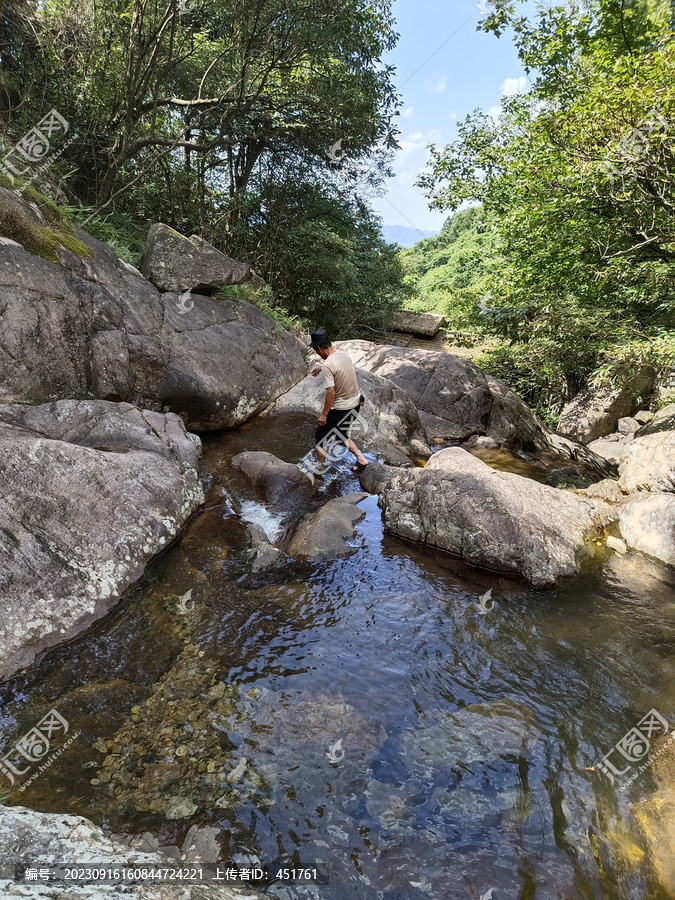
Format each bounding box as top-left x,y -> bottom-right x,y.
637,403 -> 675,437
0,400 -> 204,680
0,806 -> 255,898
580,478 -> 626,504
361,448 -> 615,588
141,223 -> 252,292
287,493 -> 368,558
618,432 -> 675,494
265,365 -> 431,464
0,193 -> 306,429
392,310 -> 446,337
544,431 -> 619,480
156,293 -> 305,429
619,494 -> 675,568
587,438 -> 628,466
335,341 -> 549,451
557,368 -> 656,444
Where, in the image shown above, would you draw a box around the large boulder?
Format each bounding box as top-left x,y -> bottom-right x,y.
0,192 -> 306,429
619,493 -> 675,567
557,368 -> 656,444
0,400 -> 204,681
545,431 -> 619,480
361,448 -> 615,588
636,402 -> 675,437
391,310 -> 446,337
231,450 -> 310,505
335,341 -> 549,451
618,432 -> 675,494
0,806 -> 256,898
287,492 -> 368,558
141,223 -> 251,292
156,293 -> 306,429
265,365 -> 431,464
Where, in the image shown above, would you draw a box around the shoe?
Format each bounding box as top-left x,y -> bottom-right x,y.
351,462 -> 369,473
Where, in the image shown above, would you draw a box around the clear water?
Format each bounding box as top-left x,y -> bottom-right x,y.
2,413 -> 675,899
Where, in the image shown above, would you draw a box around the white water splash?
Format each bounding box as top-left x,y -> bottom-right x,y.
238,500 -> 285,543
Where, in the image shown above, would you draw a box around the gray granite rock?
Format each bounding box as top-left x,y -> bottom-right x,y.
0,400 -> 204,680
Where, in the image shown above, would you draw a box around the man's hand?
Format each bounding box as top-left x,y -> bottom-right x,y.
317,413 -> 327,426
311,365 -> 322,377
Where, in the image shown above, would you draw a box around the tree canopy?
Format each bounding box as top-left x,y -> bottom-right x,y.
0,0 -> 405,333
415,0 -> 675,417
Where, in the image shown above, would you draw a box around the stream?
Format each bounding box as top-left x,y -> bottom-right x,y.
2,412 -> 675,899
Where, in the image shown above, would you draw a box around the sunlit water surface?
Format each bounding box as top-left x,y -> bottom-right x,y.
2,413 -> 675,899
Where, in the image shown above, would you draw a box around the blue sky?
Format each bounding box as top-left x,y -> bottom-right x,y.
371,0 -> 529,234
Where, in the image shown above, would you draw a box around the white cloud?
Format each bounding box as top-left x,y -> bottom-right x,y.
426,76 -> 447,93
501,76 -> 527,96
400,106 -> 415,118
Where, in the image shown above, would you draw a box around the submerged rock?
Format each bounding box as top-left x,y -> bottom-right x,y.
361,448 -> 615,588
635,731 -> 675,895
0,400 -> 204,680
287,492 -> 367,558
400,699 -> 541,775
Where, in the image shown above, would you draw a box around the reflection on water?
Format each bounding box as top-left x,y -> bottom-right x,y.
1,413 -> 675,899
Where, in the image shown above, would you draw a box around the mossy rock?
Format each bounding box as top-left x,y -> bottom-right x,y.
0,182 -> 94,264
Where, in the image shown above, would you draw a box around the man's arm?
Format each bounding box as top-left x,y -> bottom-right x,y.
317,387 -> 336,426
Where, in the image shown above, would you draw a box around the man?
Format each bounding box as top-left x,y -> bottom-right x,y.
309,328 -> 369,473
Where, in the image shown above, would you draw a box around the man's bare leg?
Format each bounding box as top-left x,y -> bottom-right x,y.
316,440 -> 366,467
346,439 -> 368,467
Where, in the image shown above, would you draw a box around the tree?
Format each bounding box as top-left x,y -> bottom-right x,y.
3,0 -> 398,220
417,0 -> 675,415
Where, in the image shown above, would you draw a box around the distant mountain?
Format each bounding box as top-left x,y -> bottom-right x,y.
381,224 -> 438,248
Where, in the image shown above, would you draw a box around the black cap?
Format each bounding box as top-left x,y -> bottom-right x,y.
309,328 -> 331,348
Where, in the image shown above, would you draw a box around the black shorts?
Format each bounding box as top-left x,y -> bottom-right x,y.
315,401 -> 362,448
